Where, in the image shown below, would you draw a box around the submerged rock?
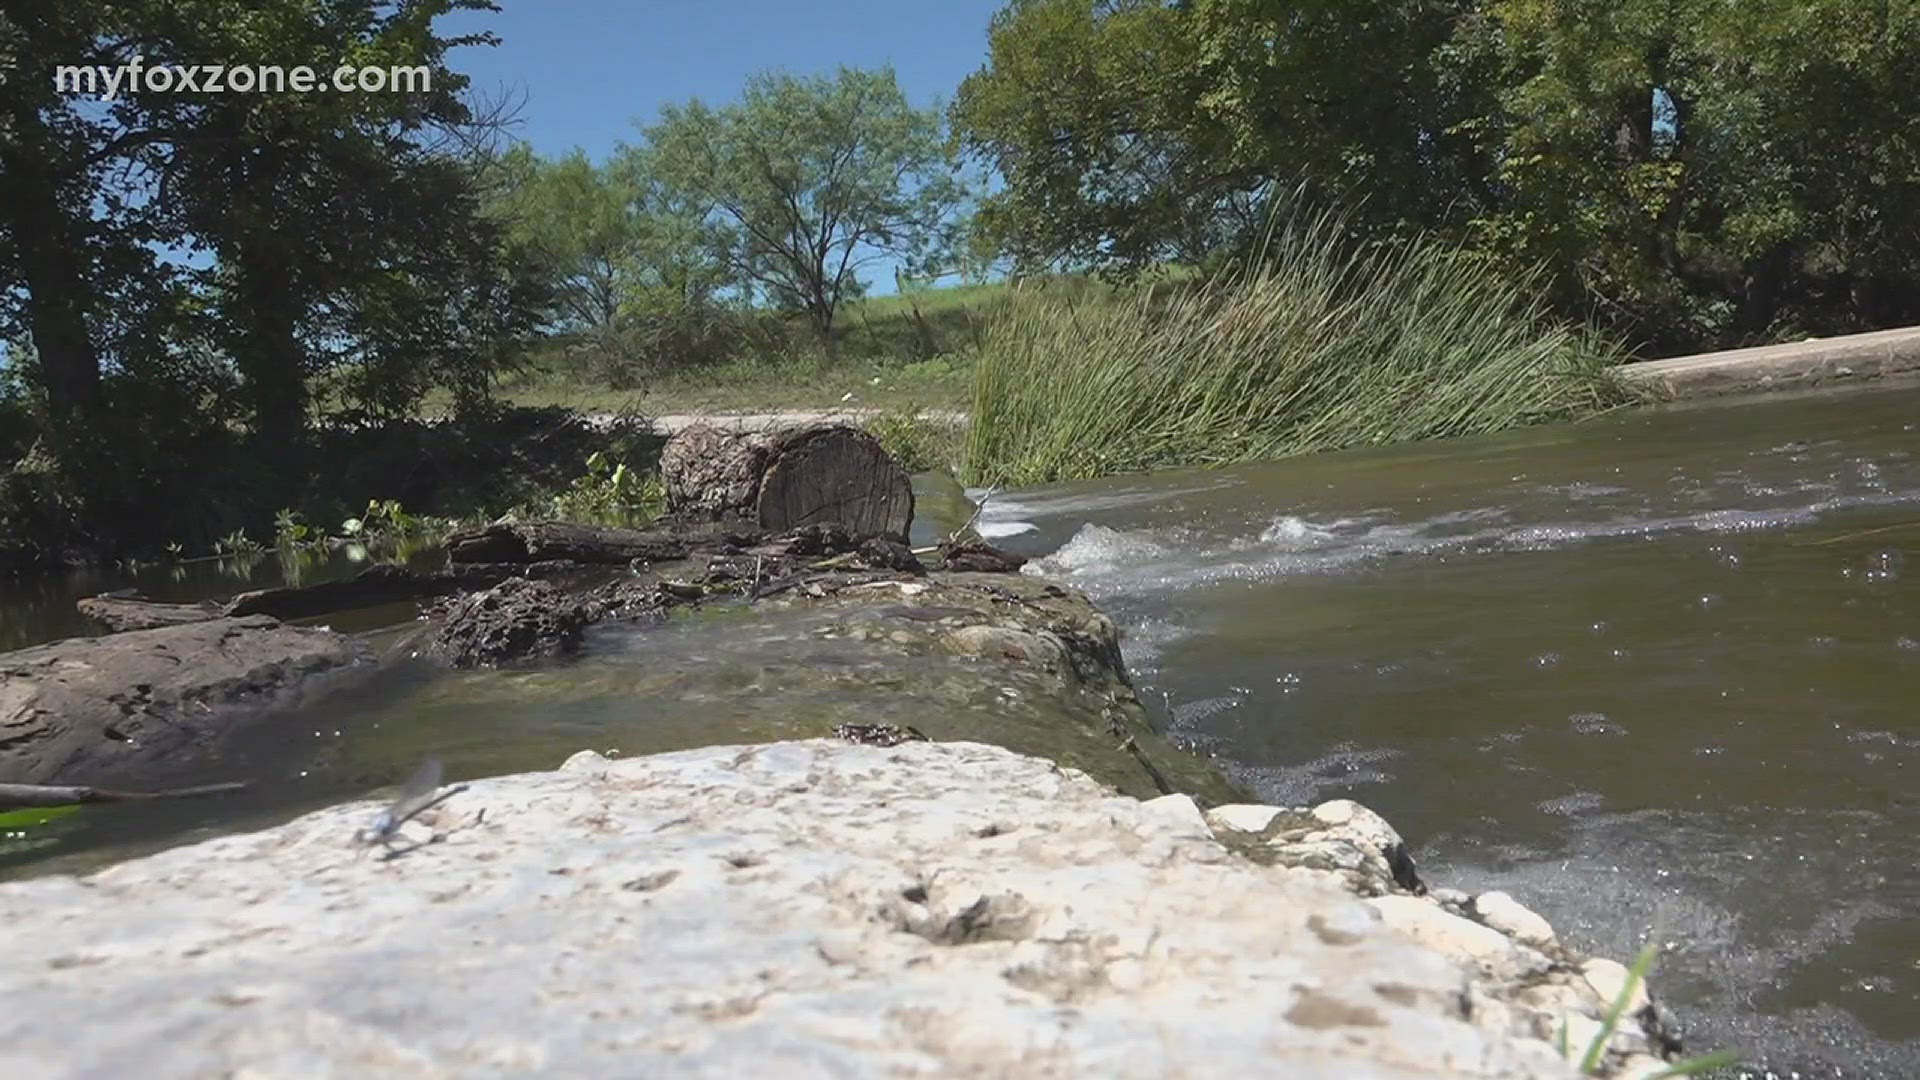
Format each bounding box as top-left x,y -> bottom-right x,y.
0,740 -> 1678,1078
749,570 -> 1237,804
73,594 -> 223,632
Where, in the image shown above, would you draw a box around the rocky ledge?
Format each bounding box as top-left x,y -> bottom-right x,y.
0,740 -> 1683,1079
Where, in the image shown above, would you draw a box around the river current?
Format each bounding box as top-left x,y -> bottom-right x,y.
973,381 -> 1920,1078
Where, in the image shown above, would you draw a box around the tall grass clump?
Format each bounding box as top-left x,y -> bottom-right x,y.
964,208 -> 1633,486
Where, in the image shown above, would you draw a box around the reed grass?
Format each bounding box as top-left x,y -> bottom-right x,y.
963,207 -> 1633,486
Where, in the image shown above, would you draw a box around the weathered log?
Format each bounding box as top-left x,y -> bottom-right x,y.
445,521 -> 760,566
76,595 -> 223,632
660,423 -> 913,540
223,563 -> 519,620
0,780 -> 248,810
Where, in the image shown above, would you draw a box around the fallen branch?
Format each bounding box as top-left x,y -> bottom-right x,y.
0,780 -> 250,810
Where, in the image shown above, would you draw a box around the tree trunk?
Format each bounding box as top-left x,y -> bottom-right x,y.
0,100 -> 102,425
659,423 -> 913,540
212,116 -> 308,447
233,222 -> 308,442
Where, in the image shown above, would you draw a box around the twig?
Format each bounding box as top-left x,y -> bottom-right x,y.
807,550 -> 866,571
0,781 -> 250,810
1118,736 -> 1177,797
952,485 -> 999,543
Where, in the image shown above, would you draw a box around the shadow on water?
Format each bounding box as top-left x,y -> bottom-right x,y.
0,473 -> 983,878
0,540 -> 449,653
980,381 -> 1920,1077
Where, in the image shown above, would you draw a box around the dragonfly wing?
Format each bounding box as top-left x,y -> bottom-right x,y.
386,756 -> 445,823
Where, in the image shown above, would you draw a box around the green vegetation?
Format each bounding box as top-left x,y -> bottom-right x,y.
0,1 -> 549,570
488,65 -> 968,394
965,208 -> 1630,486
642,67 -> 966,339
7,0 -> 1920,572
530,450 -> 665,526
955,0 -> 1920,357
865,407 -> 968,476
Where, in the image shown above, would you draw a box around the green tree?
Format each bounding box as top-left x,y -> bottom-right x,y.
0,1 -> 123,429
1187,0 -> 1489,234
496,146 -> 642,333
1462,0 -> 1920,351
952,0 -> 1213,270
493,143 -> 730,336
952,0 -> 1486,272
125,0 -> 525,436
642,66 -> 963,337
957,0 -> 1920,353
0,0 -> 543,557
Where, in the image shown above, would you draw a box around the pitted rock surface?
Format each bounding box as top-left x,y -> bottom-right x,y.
0,741 -> 1668,1078
429,576 -> 591,668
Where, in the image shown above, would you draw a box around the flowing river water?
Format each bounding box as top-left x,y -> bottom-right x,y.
3,382 -> 1917,1076
967,381 -> 1920,1078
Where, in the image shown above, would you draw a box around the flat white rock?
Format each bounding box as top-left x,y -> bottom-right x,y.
0,741 -> 1595,1078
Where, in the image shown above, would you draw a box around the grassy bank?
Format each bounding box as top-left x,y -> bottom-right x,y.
496,352 -> 973,416
963,211 -> 1635,487
491,284 -> 1029,416
480,227 -> 1637,489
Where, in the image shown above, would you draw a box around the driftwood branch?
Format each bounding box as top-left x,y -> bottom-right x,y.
0,780 -> 250,810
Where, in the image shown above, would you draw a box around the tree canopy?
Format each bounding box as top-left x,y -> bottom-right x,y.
0,0 -> 538,436
0,0 -> 546,551
641,66 -> 964,337
952,0 -> 1920,353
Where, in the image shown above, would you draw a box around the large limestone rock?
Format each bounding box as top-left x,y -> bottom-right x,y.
0,740 -> 1677,1078
0,615 -> 364,785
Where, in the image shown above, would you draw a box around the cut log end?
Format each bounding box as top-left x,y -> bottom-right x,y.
662,423 -> 914,540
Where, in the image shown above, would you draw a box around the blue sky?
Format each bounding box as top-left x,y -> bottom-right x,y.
440,0 -> 1007,161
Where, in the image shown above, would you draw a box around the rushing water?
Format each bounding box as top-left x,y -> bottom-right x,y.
3,383 -> 1918,1075
970,381 -> 1920,1078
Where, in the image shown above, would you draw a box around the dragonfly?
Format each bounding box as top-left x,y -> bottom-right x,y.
357,757 -> 469,853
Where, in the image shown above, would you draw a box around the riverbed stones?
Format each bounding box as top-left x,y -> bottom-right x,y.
1204,802 -> 1285,833
1207,797 -> 1424,896
1200,794 -> 1680,1073
1475,890 -> 1560,948
1369,894 -> 1535,968
1581,957 -> 1651,1015
0,740 -> 1679,1078
747,570 -> 1239,804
